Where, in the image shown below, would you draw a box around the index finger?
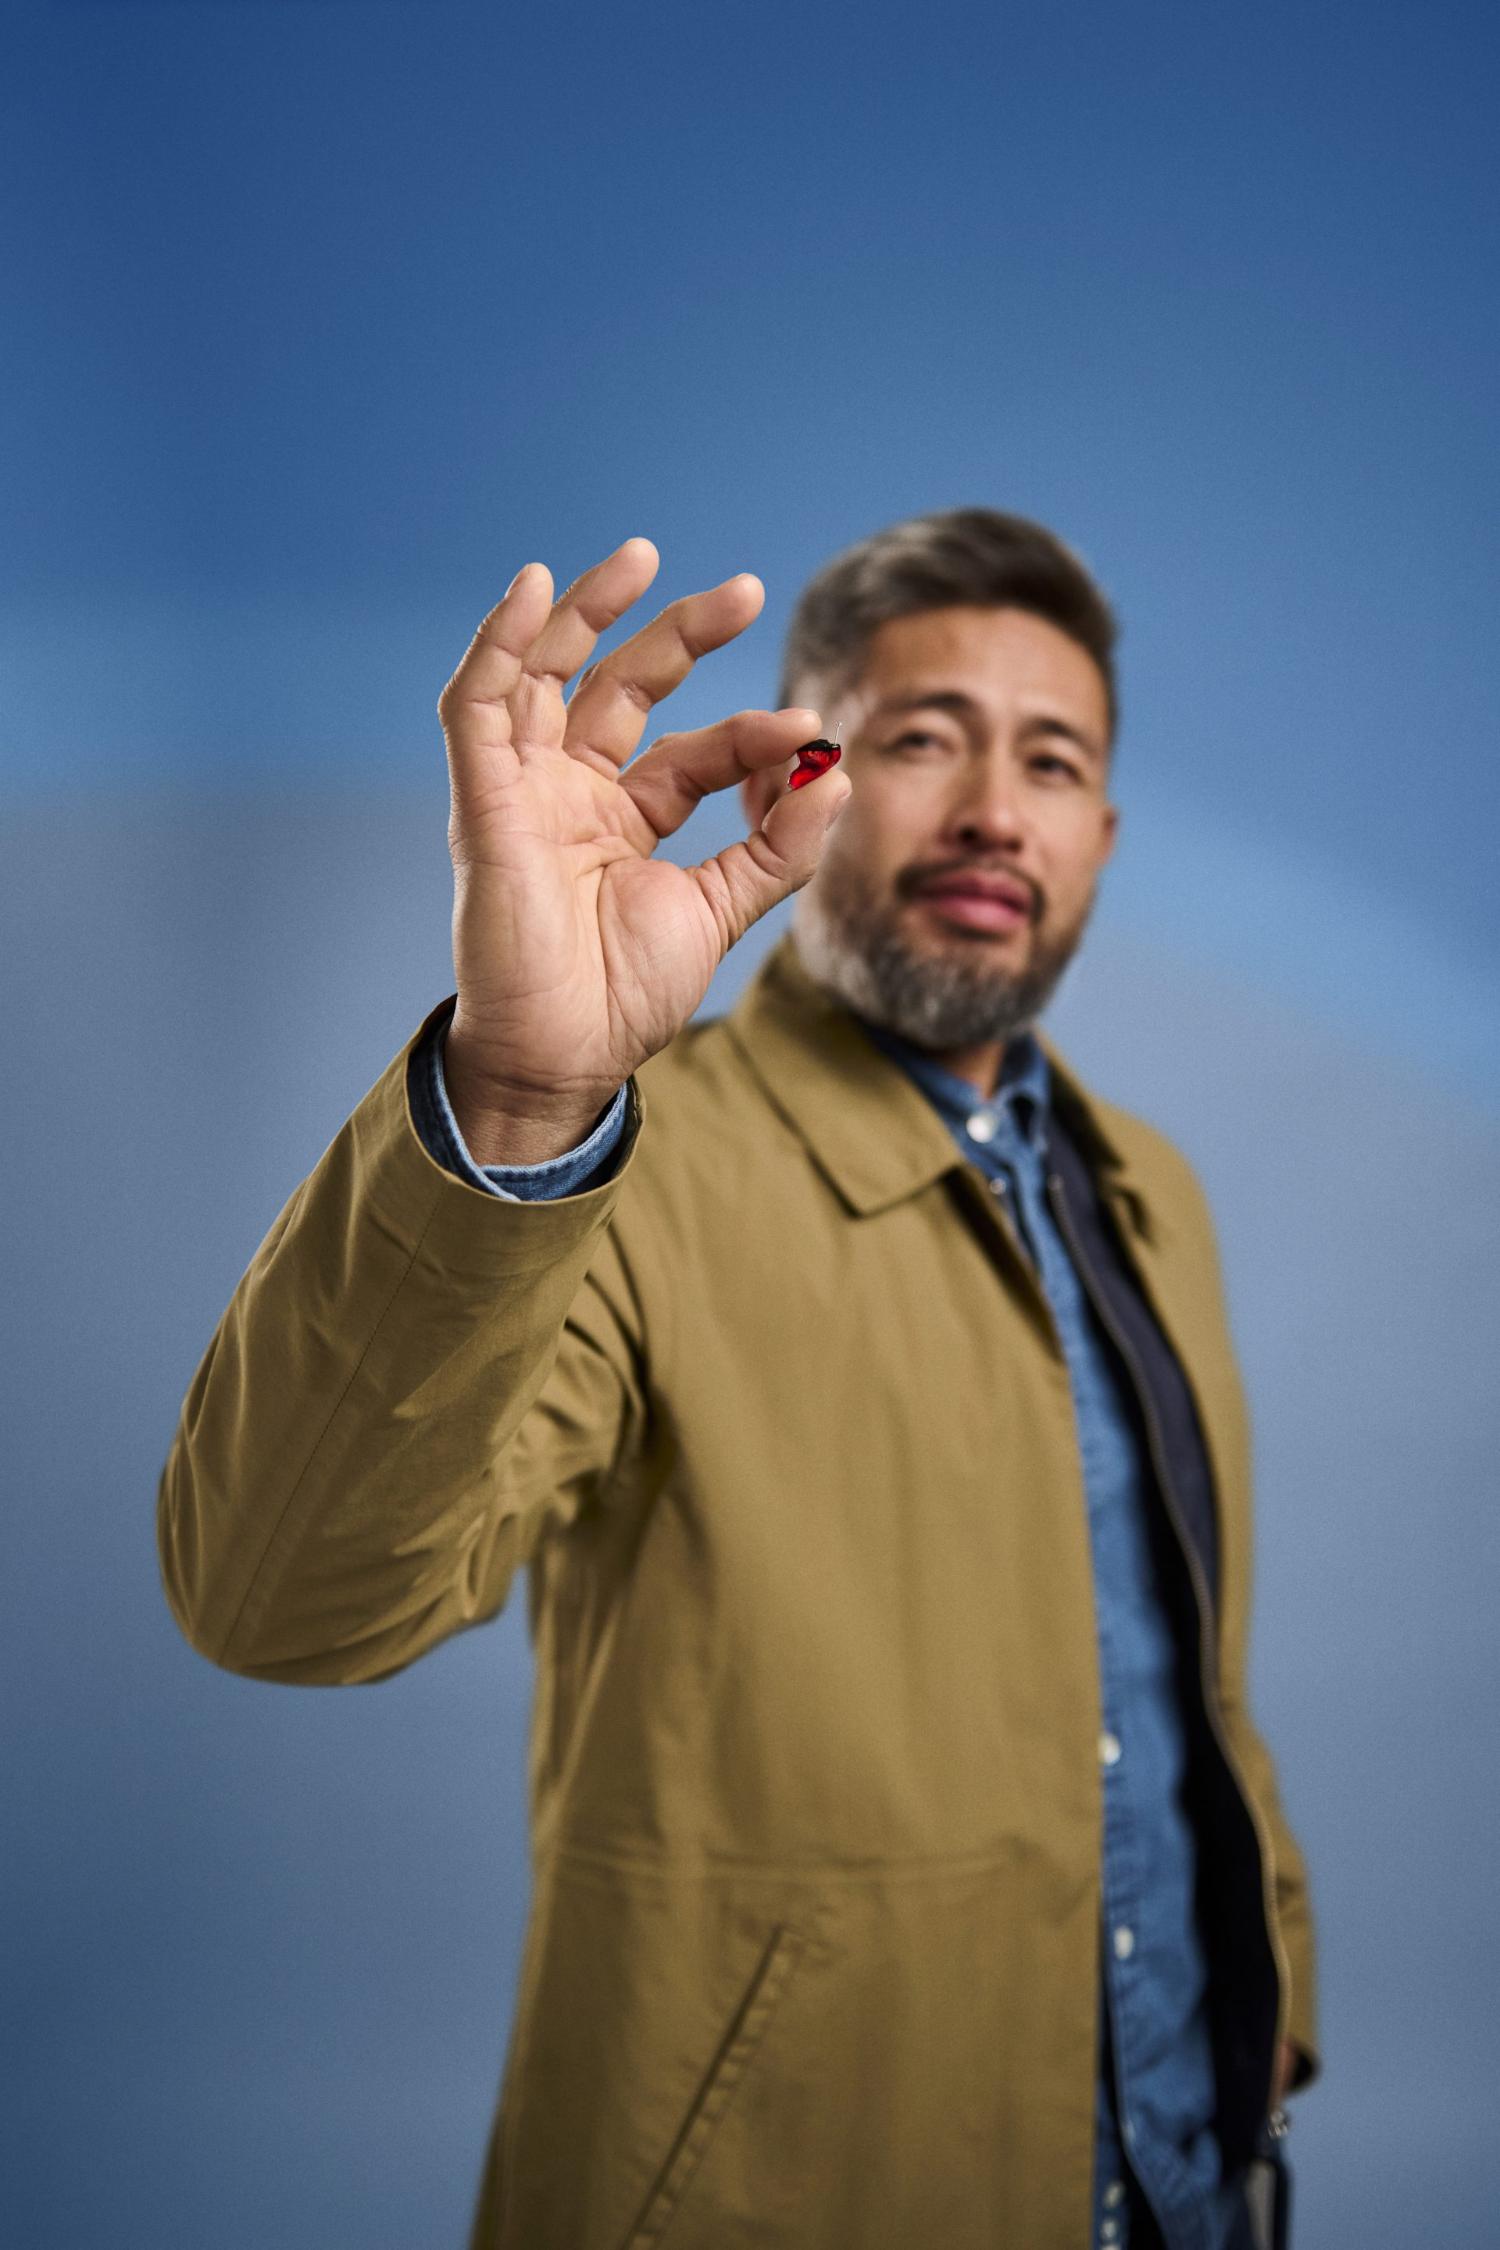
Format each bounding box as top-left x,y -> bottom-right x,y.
563,573 -> 765,771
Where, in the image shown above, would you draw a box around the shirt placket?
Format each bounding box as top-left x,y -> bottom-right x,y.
996,1131 -> 1147,2250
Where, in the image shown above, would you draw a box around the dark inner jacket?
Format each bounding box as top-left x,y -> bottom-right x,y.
1040,1096 -> 1281,2168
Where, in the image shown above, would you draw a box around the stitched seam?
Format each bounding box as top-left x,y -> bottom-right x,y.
547,1839 -> 1029,1884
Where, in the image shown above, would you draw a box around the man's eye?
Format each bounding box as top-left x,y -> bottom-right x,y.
1031,753 -> 1082,780
889,730 -> 944,752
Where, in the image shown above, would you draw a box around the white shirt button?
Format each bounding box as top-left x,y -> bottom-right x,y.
1103,2181 -> 1126,2208
1099,1731 -> 1122,1766
1101,2221 -> 1120,2244
966,1109 -> 999,1143
1113,1925 -> 1135,1960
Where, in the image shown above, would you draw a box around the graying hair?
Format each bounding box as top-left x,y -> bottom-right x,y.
777,506 -> 1119,744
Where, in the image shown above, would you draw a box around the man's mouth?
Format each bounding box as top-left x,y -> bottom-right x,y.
910,871 -> 1035,932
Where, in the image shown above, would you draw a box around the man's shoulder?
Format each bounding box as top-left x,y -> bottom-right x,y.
1044,1048 -> 1217,1238
1085,1085 -> 1204,1186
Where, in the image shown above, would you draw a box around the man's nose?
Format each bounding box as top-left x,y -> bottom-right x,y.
944,756 -> 1027,849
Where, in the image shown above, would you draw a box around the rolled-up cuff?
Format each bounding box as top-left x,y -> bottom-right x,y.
407,996 -> 630,1200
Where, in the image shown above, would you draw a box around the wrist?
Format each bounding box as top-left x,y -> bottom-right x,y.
442,1030 -> 616,1167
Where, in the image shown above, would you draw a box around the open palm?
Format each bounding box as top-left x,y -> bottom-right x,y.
439,538 -> 850,1151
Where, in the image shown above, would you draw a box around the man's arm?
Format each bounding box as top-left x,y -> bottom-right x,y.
1225,1692 -> 1322,2096
157,540 -> 849,1686
1169,1143 -> 1323,2098
157,996 -> 651,1684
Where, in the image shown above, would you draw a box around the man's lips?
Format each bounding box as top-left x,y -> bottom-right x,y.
909,871 -> 1036,930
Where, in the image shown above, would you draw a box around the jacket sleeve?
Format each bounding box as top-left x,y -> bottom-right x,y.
1221,1688 -> 1322,2094
156,994 -> 651,1687
407,996 -> 631,1201
1172,1145 -> 1323,2097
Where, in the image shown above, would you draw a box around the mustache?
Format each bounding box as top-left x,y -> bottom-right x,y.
897,862 -> 1044,923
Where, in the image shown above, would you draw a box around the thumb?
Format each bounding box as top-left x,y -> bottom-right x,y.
690,763 -> 853,950
760,758 -> 852,861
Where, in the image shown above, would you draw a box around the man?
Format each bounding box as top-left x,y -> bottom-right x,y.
158,509 -> 1320,2250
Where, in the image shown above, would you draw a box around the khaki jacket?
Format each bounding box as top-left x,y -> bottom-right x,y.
159,931 -> 1319,2250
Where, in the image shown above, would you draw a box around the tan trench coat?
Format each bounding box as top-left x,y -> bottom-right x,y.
159,930 -> 1320,2250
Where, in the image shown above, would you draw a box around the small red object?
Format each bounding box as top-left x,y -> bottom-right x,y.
789,738 -> 841,790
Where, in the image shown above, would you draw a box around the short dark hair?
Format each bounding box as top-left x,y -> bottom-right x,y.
777,506 -> 1119,745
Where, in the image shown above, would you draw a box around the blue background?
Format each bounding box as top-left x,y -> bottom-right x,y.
4,2 -> 1497,2243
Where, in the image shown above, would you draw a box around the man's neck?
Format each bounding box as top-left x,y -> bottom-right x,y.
932,1041 -> 1007,1102
857,1017 -> 1010,1104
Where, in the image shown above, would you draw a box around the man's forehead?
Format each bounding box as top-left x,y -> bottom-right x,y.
846,605 -> 1110,737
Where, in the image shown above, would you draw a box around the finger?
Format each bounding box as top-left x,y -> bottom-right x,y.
517,535 -> 661,695
437,563 -> 556,761
562,573 -> 766,772
689,742 -> 852,951
507,536 -> 662,761
621,707 -> 825,840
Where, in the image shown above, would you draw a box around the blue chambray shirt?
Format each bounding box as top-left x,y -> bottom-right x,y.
409,1004 -> 1245,2250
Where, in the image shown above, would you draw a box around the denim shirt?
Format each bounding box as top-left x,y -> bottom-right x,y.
409,1003 -> 1245,2250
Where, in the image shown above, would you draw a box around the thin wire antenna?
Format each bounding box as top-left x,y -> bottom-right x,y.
833,718 -> 844,746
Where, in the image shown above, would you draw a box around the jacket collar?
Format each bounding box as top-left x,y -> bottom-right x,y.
724,930 -> 1161,1245
857,1013 -> 1052,1156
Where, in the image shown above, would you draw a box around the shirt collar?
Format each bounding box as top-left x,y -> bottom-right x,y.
855,1013 -> 1052,1155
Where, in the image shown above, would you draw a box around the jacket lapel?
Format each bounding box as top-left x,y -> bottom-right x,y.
724,933 -> 963,1216
725,931 -> 1234,1519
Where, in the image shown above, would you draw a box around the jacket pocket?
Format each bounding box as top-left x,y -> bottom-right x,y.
620,1920 -> 805,2250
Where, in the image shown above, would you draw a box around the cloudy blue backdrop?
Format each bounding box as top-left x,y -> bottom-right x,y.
4,2 -> 1497,2244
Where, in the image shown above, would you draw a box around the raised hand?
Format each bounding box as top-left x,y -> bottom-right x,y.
437,538 -> 851,1164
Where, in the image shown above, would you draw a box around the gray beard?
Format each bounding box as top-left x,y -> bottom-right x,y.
792,856 -> 1094,1051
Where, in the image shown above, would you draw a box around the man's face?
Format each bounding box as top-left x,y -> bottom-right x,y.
784,604 -> 1119,1056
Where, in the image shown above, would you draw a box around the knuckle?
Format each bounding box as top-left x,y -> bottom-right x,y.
617,674 -> 655,717
574,589 -> 619,633
668,593 -> 715,660
583,658 -> 653,716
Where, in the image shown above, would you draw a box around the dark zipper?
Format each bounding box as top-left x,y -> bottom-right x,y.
1037,1162 -> 1293,2138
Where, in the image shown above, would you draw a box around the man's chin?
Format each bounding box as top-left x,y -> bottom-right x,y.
795,878 -> 1081,1048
